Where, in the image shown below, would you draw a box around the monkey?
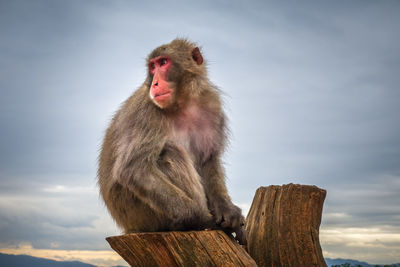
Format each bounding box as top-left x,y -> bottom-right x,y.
98,39 -> 246,245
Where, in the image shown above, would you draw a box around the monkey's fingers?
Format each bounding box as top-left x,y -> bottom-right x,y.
212,209 -> 224,225
221,211 -> 243,229
235,226 -> 247,246
231,214 -> 243,229
221,214 -> 235,228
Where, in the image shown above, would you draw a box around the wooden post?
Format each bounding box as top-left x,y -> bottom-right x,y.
106,230 -> 257,267
245,184 -> 327,267
107,184 -> 327,266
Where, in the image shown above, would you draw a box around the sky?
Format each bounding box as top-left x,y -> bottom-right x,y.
0,0 -> 399,266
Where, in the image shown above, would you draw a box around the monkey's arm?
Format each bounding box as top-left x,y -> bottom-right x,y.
200,155 -> 246,244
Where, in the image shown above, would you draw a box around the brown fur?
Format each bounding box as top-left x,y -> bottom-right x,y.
98,39 -> 246,244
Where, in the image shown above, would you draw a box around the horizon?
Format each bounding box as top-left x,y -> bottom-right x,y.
1,1 -> 399,266
1,251 -> 399,267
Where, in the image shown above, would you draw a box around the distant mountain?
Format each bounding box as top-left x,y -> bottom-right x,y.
325,258 -> 400,267
2,253 -> 399,267
325,258 -> 373,267
0,253 -> 95,267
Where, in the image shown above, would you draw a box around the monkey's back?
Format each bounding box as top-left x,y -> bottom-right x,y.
98,87 -> 170,232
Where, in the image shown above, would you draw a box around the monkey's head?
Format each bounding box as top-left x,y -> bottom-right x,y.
146,39 -> 207,109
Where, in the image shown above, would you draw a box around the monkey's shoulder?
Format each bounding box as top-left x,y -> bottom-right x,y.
113,90 -> 164,129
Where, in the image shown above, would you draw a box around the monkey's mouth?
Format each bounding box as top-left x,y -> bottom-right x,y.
154,91 -> 172,101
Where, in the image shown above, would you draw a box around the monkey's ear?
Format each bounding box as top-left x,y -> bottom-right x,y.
192,47 -> 203,65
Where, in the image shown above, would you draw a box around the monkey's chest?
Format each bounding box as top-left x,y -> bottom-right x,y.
171,107 -> 220,163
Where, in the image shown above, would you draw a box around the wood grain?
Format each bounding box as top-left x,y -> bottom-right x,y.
245,184 -> 327,267
106,230 -> 257,267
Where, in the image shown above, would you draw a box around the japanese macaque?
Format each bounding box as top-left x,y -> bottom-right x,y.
98,39 -> 246,244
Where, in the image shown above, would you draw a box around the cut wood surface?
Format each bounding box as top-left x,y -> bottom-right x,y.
245,183 -> 327,267
106,230 -> 257,267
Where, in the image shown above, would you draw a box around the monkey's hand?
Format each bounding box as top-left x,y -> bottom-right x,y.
210,200 -> 247,245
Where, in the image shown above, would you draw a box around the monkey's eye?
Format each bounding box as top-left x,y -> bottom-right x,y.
149,62 -> 155,71
159,58 -> 168,66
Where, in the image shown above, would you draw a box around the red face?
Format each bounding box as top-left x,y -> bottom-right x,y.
148,56 -> 173,108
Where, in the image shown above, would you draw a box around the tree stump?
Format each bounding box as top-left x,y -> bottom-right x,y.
106,230 -> 257,267
245,184 -> 327,267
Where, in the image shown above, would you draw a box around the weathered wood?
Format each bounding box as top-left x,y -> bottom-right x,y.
245,184 -> 327,267
106,230 -> 257,267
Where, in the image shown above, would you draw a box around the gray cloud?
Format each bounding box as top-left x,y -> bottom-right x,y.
0,173 -> 116,250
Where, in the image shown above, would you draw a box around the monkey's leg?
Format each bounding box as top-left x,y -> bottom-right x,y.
113,142 -> 213,232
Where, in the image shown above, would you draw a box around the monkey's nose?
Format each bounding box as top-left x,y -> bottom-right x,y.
154,82 -> 159,86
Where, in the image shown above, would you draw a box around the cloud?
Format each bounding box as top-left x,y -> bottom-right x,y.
322,174 -> 400,228
42,185 -> 96,194
0,242 -> 126,267
321,226 -> 400,264
0,173 -> 121,250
